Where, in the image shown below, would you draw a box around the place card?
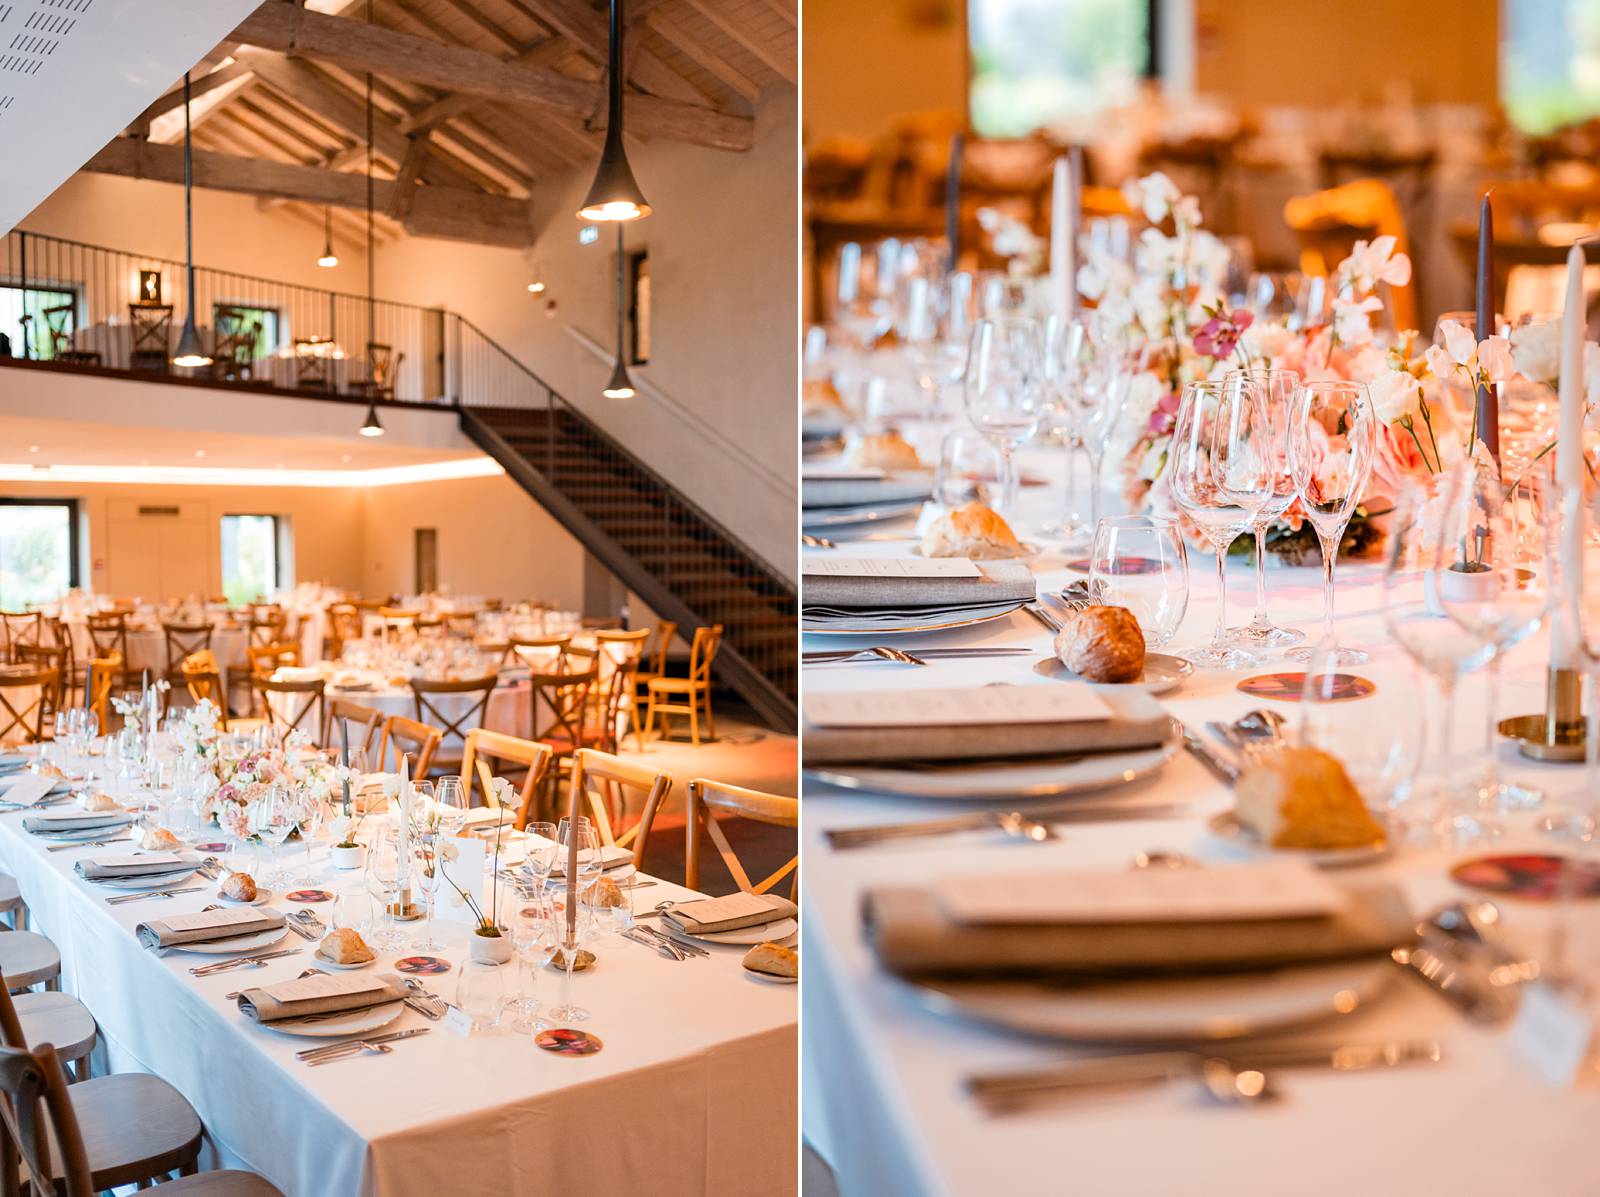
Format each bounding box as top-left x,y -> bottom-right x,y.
437,835 -> 486,927
0,776 -> 56,807
937,860 -> 1347,926
801,556 -> 980,580
1513,981 -> 1595,1087
805,683 -> 1113,730
442,1004 -> 476,1038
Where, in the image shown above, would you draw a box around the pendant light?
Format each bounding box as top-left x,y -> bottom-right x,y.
317,206 -> 338,267
577,0 -> 650,222
359,404 -> 384,436
357,2 -> 384,438
171,71 -> 212,368
602,225 -> 636,399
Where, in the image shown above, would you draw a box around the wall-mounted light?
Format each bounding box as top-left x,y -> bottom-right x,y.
137,269 -> 162,305
577,0 -> 651,223
317,206 -> 339,267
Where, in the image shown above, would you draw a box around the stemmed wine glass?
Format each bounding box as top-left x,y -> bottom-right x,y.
433,776 -> 468,834
1038,315 -> 1088,543
254,783 -> 297,890
1169,379 -> 1274,668
412,828 -> 445,951
507,896 -> 554,1034
364,826 -> 406,952
1222,367 -> 1306,648
1059,316 -> 1131,539
549,816 -> 602,1024
963,317 -> 1046,521
292,788 -> 326,886
1286,379 -> 1378,665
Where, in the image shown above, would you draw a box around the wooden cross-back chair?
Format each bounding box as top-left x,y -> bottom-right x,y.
508,634 -> 571,671
161,622 -> 212,686
0,613 -> 42,665
12,647 -> 64,730
529,657 -> 598,782
43,616 -> 79,707
327,604 -> 362,659
41,302 -> 99,365
569,748 -> 672,870
409,674 -> 498,775
247,642 -> 298,678
210,307 -> 260,383
686,779 -> 799,900
459,728 -> 553,830
351,342 -> 403,399
247,605 -> 288,649
0,668 -> 55,746
86,653 -> 120,733
85,613 -> 130,687
293,338 -> 335,390
325,698 -> 384,760
252,676 -> 325,744
179,650 -> 228,725
645,624 -> 723,746
127,303 -> 173,373
377,714 -> 441,778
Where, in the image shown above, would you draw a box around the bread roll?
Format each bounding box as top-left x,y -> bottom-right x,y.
1054,605 -> 1145,683
1235,747 -> 1387,851
316,928 -> 375,965
742,942 -> 798,979
589,876 -> 626,909
80,791 -> 123,813
920,502 -> 1024,560
845,430 -> 923,471
136,826 -> 182,851
220,872 -> 258,903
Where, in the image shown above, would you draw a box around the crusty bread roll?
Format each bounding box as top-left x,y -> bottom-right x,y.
80,791 -> 123,813
1053,605 -> 1146,683
220,872 -> 258,903
317,928 -> 375,965
1235,747 -> 1387,851
801,377 -> 844,414
920,502 -> 1024,560
845,430 -> 923,472
589,876 -> 626,909
742,942 -> 798,979
136,826 -> 183,851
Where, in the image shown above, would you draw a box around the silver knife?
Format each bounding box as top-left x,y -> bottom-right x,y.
802,647 -> 1036,662
297,1027 -> 431,1061
106,886 -> 205,904
190,948 -> 302,976
824,802 -> 1183,850
1181,730 -> 1240,785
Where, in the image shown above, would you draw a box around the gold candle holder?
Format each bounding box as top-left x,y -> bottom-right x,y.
1499,665 -> 1588,762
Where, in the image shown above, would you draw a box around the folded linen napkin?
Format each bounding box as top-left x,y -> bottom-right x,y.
862,879 -> 1414,979
0,776 -> 68,805
804,686 -> 1171,765
801,599 -> 1029,633
802,474 -> 932,510
23,811 -> 134,834
802,558 -> 1035,614
664,891 -> 798,936
136,907 -> 286,950
75,853 -> 194,880
237,971 -> 407,1023
549,844 -> 634,877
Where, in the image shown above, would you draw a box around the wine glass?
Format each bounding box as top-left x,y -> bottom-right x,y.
364,826 -> 406,952
1038,315 -> 1089,544
1382,479 -> 1495,834
1060,316 -> 1131,538
293,789 -> 326,886
454,957 -> 508,1033
963,317 -> 1046,521
1286,379 -> 1378,665
550,816 -> 600,1024
412,828 -> 445,951
521,821 -> 558,891
254,784 -> 296,890
934,427 -> 1005,511
507,897 -> 553,1033
1297,640 -> 1424,822
1088,516 -> 1189,649
1222,367 -> 1306,648
433,775 -> 468,834
1169,379 -> 1274,668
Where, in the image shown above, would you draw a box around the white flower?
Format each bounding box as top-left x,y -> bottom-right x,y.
1368,368 -> 1423,424
1441,320 -> 1478,368
1511,320 -> 1561,386
1332,295 -> 1382,347
1478,335 -> 1514,382
1336,235 -> 1412,296
380,773 -> 402,798
490,777 -> 516,807
1123,171 -> 1181,225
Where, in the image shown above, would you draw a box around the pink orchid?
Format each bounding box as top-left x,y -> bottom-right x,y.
1192,308 -> 1253,361
1146,390 -> 1181,436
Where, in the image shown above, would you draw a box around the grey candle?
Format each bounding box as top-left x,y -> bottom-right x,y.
339,717 -> 350,816
1474,192 -> 1499,468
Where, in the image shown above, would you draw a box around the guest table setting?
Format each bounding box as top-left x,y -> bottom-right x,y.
801,169 -> 1600,1194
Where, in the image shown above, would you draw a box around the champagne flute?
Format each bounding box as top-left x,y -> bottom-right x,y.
412,829 -> 444,951
1222,367 -> 1306,648
1169,379 -> 1274,668
963,317 -> 1046,521
1061,316 -> 1131,537
550,816 -> 600,1024
1038,315 -> 1089,543
1286,379 -> 1378,665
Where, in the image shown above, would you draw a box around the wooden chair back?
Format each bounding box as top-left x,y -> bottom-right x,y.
644,620 -> 677,678
247,642 -> 299,677
326,698 -> 384,758
377,714 -> 442,777
161,622 -> 213,678
253,676 -> 325,742
43,616 -> 75,693
128,303 -> 173,371
686,779 -> 799,899
459,729 -> 553,830
0,1042 -> 93,1197
0,613 -> 41,664
0,668 -> 55,745
410,675 -> 498,761
294,338 -> 334,388
359,342 -> 402,397
530,659 -> 598,746
87,653 -> 120,731
508,634 -> 571,670
12,646 -> 64,724
687,624 -> 724,686
211,307 -> 259,380
180,650 -> 226,721
40,303 -> 75,358
570,748 -> 671,868
591,658 -> 636,754
248,605 -> 289,648
85,613 -> 129,675
328,604 -> 362,657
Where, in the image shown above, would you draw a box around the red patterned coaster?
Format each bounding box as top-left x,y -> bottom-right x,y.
1450,855 -> 1600,902
1236,672 -> 1375,703
395,955 -> 451,976
285,889 -> 333,903
1064,556 -> 1163,575
535,1028 -> 602,1056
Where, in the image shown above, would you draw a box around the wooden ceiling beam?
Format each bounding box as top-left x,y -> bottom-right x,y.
231,0 -> 752,150
644,8 -> 760,102
675,0 -> 794,83
430,0 -> 524,53
512,0 -> 708,104
83,138 -> 533,248
387,132 -> 433,221
750,0 -> 795,27
133,61 -> 253,128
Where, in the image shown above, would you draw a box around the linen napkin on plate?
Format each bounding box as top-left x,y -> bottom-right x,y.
0,775 -> 67,805
801,473 -> 932,510
802,558 -> 1036,622
0,754 -> 29,774
804,685 -> 1172,765
664,891 -> 798,936
23,810 -> 134,834
75,853 -> 194,881
136,907 -> 286,950
237,971 -> 408,1023
862,870 -> 1414,979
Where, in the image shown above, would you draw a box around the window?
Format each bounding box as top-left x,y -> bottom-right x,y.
628,250 -> 651,365
1504,0 -> 1600,133
0,500 -> 79,609
212,304 -> 280,360
220,515 -> 281,606
968,0 -> 1151,137
0,285 -> 78,361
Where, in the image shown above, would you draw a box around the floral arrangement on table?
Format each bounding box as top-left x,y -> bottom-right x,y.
109,679 -> 169,736
179,712 -> 356,839
437,777 -> 517,943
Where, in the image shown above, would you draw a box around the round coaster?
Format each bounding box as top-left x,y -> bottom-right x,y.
535,1028 -> 602,1056
286,889 -> 334,903
394,955 -> 451,975
193,842 -> 229,853
1450,854 -> 1600,902
1236,672 -> 1375,703
546,948 -> 596,972
1063,556 -> 1163,575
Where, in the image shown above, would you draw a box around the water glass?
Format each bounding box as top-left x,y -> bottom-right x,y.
933,428 -> 1005,511
1088,517 -> 1189,649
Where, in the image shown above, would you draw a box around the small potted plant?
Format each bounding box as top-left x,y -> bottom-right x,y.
445,781 -> 514,963
328,766 -> 391,870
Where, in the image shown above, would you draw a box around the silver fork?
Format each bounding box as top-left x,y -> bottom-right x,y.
624,926 -> 686,960
401,977 -> 447,1020
801,646 -> 928,667
106,886 -> 204,905
47,835 -> 130,852
636,923 -> 708,958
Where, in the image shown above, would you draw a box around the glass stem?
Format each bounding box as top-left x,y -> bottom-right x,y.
562,954 -> 575,1017
1320,535 -> 1337,647
1087,452 -> 1103,533
1481,655 -> 1502,809
1212,542 -> 1229,649
1000,445 -> 1018,520
1250,524 -> 1271,629
1062,438 -> 1078,525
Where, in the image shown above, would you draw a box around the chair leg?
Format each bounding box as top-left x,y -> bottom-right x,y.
703,688 -> 715,742
688,700 -> 700,747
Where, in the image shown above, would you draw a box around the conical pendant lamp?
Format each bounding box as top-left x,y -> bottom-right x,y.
602,225 -> 636,399
578,0 -> 650,222
317,206 -> 338,267
356,1 -> 385,437
171,71 -> 212,368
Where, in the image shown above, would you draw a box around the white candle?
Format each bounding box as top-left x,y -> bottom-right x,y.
397,753 -> 412,901
1553,241 -> 1586,668
1049,156 -> 1074,320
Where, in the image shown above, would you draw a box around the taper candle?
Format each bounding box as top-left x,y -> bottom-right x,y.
565,766 -> 580,945
1050,156 -> 1072,321
1553,240 -> 1586,668
944,131 -> 963,273
1474,193 -> 1499,466
339,717 -> 350,816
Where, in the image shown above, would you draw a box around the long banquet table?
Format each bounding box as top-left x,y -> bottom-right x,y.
0,805 -> 796,1196
800,437 -> 1600,1196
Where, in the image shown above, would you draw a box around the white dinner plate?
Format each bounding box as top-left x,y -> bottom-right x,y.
93,869 -> 199,890
1033,653 -> 1194,696
32,823 -> 133,842
258,1000 -> 405,1038
216,887 -> 275,906
800,498 -> 924,529
665,916 -> 799,946
805,723 -> 1180,801
912,957 -> 1394,1044
168,928 -> 290,955
743,968 -> 798,985
1206,811 -> 1394,869
910,543 -> 1040,562
801,602 -> 1025,637
311,953 -> 376,970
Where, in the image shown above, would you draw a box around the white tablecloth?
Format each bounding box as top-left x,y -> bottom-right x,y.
801,435 -> 1600,1196
0,812 -> 796,1196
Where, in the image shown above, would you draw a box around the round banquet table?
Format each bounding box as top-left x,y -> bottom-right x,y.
801,432 -> 1600,1197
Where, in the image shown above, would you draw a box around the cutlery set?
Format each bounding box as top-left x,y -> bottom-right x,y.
106,885 -> 205,905
284,910 -> 325,941
191,948 -> 302,977
46,835 -> 130,852
622,923 -> 704,960
297,1028 -> 431,1066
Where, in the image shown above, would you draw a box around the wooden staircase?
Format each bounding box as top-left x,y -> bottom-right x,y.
461,403 -> 796,732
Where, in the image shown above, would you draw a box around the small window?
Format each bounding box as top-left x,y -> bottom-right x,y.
212,304 -> 280,360
0,284 -> 78,361
628,249 -> 650,365
0,499 -> 80,608
220,515 -> 281,606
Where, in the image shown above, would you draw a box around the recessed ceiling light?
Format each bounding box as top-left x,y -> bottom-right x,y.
27,445 -> 38,454
194,449 -> 206,459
